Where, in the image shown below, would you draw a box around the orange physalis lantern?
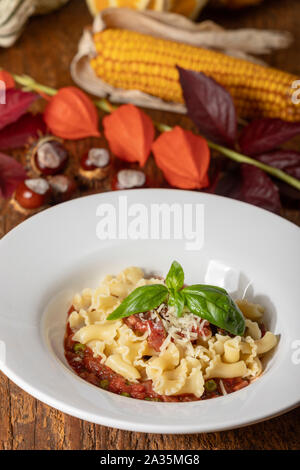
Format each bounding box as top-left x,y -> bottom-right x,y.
0,70 -> 15,90
44,87 -> 100,139
152,126 -> 210,189
103,104 -> 155,166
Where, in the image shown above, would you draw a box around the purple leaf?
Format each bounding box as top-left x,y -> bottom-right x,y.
0,152 -> 27,198
240,164 -> 281,213
214,168 -> 242,199
0,113 -> 47,150
177,67 -> 237,147
214,163 -> 282,213
256,149 -> 300,180
275,180 -> 300,205
239,118 -> 300,156
0,88 -> 38,131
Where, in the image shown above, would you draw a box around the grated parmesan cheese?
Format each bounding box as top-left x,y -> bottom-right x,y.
160,333 -> 172,352
147,303 -> 211,347
219,379 -> 228,396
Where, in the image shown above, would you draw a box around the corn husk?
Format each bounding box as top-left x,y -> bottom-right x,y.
71,7 -> 292,114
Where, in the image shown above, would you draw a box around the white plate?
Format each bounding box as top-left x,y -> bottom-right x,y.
0,189 -> 299,433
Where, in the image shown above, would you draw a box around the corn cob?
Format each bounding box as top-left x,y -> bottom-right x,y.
91,29 -> 300,122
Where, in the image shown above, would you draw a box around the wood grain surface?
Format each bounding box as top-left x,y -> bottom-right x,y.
0,0 -> 300,450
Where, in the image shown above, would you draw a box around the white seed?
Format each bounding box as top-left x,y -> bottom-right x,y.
49,175 -> 69,193
117,169 -> 146,189
87,148 -> 110,168
37,142 -> 62,169
25,178 -> 50,195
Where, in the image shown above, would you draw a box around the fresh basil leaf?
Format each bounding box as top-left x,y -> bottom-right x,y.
168,289 -> 185,318
107,284 -> 168,321
182,284 -> 245,336
165,260 -> 184,291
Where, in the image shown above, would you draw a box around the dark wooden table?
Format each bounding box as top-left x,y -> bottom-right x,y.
0,0 -> 299,450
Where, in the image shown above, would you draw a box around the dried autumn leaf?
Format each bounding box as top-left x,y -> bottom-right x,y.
240,164 -> 281,213
214,167 -> 242,200
0,152 -> 27,198
0,70 -> 15,89
103,104 -> 155,166
0,113 -> 47,150
0,88 -> 37,131
152,126 -> 210,189
177,67 -> 237,147
202,158 -> 224,194
239,118 -> 300,156
255,150 -> 300,204
44,87 -> 100,139
255,149 -> 300,180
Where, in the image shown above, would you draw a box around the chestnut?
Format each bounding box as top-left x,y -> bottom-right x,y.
79,148 -> 111,182
112,169 -> 147,190
48,175 -> 77,203
30,136 -> 69,176
13,178 -> 51,214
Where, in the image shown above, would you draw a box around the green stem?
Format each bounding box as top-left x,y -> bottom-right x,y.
95,98 -> 117,113
8,73 -> 300,192
155,122 -> 172,133
208,141 -> 300,191
12,74 -> 57,96
156,122 -> 300,191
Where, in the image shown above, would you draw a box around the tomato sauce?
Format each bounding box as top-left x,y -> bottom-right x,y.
221,377 -> 249,393
259,322 -> 266,337
124,311 -> 166,352
64,306 -> 250,401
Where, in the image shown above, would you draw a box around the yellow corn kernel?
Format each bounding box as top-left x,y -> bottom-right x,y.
91,28 -> 300,122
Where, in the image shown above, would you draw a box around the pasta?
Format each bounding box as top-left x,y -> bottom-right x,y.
64,267 -> 278,402
236,299 -> 264,321
255,331 -> 278,355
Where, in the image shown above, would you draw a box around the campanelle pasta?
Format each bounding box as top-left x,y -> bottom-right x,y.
64,267 -> 278,401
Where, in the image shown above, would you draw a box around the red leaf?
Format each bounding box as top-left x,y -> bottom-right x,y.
0,152 -> 27,198
0,113 -> 47,150
0,88 -> 37,131
0,70 -> 15,89
177,67 -> 237,147
255,149 -> 300,180
240,164 -> 281,213
239,118 -> 300,156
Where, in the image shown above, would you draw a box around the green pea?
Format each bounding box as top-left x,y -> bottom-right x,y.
205,379 -> 217,392
120,392 -> 131,397
74,343 -> 86,354
99,379 -> 109,390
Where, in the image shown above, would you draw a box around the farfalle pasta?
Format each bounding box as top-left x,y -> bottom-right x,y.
64,266 -> 278,401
